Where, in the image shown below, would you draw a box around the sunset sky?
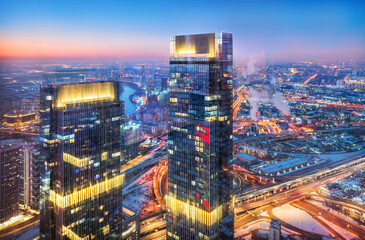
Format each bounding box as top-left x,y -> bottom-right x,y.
0,0 -> 364,64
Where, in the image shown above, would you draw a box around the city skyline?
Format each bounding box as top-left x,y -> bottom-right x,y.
1,0 -> 365,64
0,1 -> 365,239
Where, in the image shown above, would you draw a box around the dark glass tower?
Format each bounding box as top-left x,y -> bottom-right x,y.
167,33 -> 234,239
40,82 -> 124,239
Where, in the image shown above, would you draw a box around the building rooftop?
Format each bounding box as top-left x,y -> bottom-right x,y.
236,153 -> 257,161
270,219 -> 281,230
259,158 -> 308,174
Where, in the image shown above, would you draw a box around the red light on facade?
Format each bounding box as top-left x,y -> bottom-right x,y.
197,124 -> 210,144
203,200 -> 209,210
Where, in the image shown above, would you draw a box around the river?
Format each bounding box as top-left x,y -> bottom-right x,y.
120,83 -> 139,114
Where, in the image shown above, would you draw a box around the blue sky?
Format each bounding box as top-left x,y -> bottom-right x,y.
0,0 -> 364,63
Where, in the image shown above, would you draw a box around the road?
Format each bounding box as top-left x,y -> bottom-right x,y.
235,155 -> 365,207
0,216 -> 39,239
153,159 -> 168,210
140,221 -> 166,236
121,149 -> 161,173
294,200 -> 365,239
0,129 -> 39,136
140,229 -> 166,240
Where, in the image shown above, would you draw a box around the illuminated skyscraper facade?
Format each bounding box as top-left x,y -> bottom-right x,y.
167,33 -> 234,239
40,82 -> 124,239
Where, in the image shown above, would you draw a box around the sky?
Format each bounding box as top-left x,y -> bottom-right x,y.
0,0 -> 364,64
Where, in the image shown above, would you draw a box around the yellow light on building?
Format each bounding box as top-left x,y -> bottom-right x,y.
166,195 -> 222,226
177,50 -> 196,55
56,82 -> 115,108
63,153 -> 90,168
101,152 -> 108,161
62,226 -> 89,240
103,225 -> 110,235
50,174 -> 124,208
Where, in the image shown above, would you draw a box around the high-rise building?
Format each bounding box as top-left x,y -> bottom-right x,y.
21,96 -> 40,113
0,141 -> 22,223
167,33 -> 234,239
161,78 -> 168,91
40,82 -> 125,239
146,78 -> 155,96
124,120 -> 144,161
24,146 -> 41,210
269,219 -> 281,240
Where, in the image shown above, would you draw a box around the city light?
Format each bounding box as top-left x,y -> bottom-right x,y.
0,1 -> 364,239
49,174 -> 124,208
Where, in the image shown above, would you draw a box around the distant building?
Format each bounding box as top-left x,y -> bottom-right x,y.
146,94 -> 159,107
4,110 -> 36,125
125,121 -> 145,160
0,141 -> 22,223
236,153 -> 258,166
146,78 -> 155,95
158,91 -> 170,108
23,146 -> 40,210
142,112 -> 154,122
345,77 -> 365,90
269,219 -> 281,240
21,97 -> 40,113
161,77 -> 168,91
256,158 -> 313,176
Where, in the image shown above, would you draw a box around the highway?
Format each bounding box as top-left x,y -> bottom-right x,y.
140,229 -> 166,240
153,159 -> 168,210
121,150 -> 159,173
302,73 -> 318,86
236,155 -> 365,209
0,129 -> 39,136
293,200 -> 365,239
0,215 -> 39,239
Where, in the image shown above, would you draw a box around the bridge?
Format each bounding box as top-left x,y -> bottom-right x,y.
235,154 -> 365,212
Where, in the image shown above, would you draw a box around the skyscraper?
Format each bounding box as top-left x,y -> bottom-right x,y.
40,81 -> 124,239
24,145 -> 41,210
0,141 -> 22,224
167,33 -> 234,239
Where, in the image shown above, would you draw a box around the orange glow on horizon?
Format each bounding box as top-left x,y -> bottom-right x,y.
0,36 -> 168,59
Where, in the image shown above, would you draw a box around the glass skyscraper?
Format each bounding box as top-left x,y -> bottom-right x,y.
40,81 -> 124,240
167,33 -> 234,239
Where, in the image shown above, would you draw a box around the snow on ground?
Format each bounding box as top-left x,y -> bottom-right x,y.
123,166 -> 156,194
308,200 -> 365,231
272,149 -> 365,163
234,219 -> 299,239
123,181 -> 152,213
123,167 -> 156,213
316,149 -> 365,162
318,216 -> 359,240
234,219 -> 270,238
272,203 -> 331,236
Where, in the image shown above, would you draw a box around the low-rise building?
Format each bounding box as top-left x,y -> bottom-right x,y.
236,153 -> 258,166
256,158 -> 312,176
